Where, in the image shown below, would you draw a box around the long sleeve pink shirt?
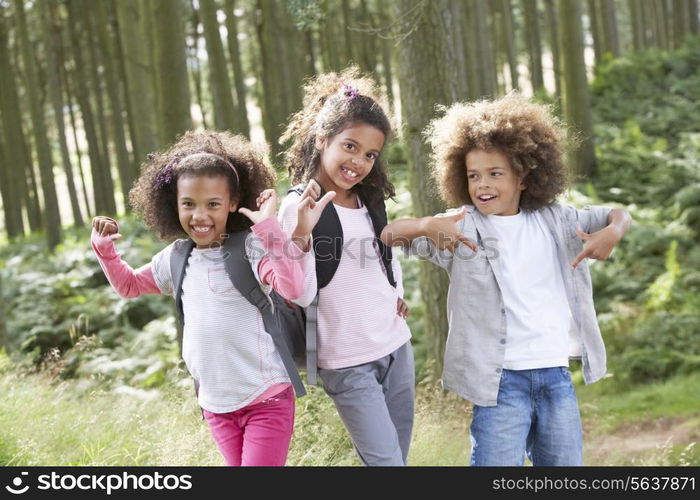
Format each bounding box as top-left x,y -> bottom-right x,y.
90,216 -> 307,301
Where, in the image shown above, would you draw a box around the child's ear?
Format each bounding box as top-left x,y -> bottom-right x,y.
315,136 -> 326,151
229,198 -> 239,212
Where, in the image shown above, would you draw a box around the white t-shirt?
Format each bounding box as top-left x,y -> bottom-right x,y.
151,235 -> 290,413
487,210 -> 574,370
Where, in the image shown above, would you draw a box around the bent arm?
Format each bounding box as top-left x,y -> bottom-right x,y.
91,229 -> 161,298
252,216 -> 308,301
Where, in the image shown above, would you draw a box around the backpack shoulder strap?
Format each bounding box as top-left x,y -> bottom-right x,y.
364,197 -> 396,288
170,239 -> 196,354
289,182 -> 343,290
222,232 -> 306,397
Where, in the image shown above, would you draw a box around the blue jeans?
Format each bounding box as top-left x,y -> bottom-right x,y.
470,366 -> 583,466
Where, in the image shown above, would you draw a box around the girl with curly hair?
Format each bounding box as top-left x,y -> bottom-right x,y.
90,130 -> 333,466
381,93 -> 631,466
278,67 -> 414,466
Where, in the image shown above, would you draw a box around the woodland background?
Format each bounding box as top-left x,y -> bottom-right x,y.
0,0 -> 698,465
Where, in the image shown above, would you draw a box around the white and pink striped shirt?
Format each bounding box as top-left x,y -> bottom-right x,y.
279,192 -> 411,369
91,216 -> 312,413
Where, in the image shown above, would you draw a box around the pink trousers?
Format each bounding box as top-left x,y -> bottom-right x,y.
202,386 -> 295,466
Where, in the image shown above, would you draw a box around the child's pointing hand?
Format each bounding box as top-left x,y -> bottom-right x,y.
571,225 -> 622,269
424,207 -> 477,253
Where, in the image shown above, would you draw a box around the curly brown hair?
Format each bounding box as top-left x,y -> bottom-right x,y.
425,92 -> 569,210
280,66 -> 395,209
129,130 -> 275,241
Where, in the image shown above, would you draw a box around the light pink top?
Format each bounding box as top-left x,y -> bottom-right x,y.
279,193 -> 411,369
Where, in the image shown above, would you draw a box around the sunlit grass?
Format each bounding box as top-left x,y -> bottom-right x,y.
0,358 -> 697,466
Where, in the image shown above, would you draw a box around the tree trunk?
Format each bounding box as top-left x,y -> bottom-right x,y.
629,0 -> 646,51
501,0 -> 519,90
189,0 -> 210,129
67,0 -> 116,216
224,0 -> 251,137
255,0 -> 307,162
153,0 -> 192,145
375,0 -> 395,108
652,0 -> 669,50
115,0 -> 159,166
83,3 -> 115,204
672,0 -> 689,48
522,0 -> 544,93
14,0 -> 63,249
587,0 -> 604,66
42,0 -> 84,227
341,0 -> 354,65
0,8 -> 28,238
600,0 -> 620,57
95,0 -> 134,209
558,0 -> 596,179
394,0 -> 463,374
689,0 -> 699,35
473,0 -> 497,97
544,0 -> 561,103
200,0 -> 240,132
464,1 -> 480,99
319,0 -> 342,71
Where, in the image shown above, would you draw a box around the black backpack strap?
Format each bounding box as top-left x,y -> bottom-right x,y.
222,232 -> 306,397
364,197 -> 396,288
170,239 -> 196,355
289,183 -> 343,289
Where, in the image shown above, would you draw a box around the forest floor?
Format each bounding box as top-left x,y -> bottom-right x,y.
1,356 -> 697,466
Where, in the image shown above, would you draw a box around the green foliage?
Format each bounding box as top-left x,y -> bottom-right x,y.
0,217 -> 175,387
591,37 -> 700,144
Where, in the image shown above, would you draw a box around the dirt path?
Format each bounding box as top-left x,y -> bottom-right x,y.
585,416 -> 699,465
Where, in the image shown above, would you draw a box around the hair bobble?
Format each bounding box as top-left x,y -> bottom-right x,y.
154,157 -> 180,189
342,83 -> 359,101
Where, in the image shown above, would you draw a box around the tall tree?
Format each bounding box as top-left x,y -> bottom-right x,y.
375,0 -> 395,108
255,0 -> 308,161
0,8 -> 28,238
115,0 -> 159,166
200,0 -> 240,132
224,0 -> 251,137
473,0 -> 498,97
152,0 -> 192,145
558,0 -> 596,178
83,2 -> 114,199
14,0 -> 63,249
95,0 -> 134,208
599,0 -> 620,57
629,0 -> 646,51
189,1 -> 211,129
42,0 -> 83,227
689,0 -> 699,35
394,0 -> 463,372
544,0 -> 562,103
0,268 -> 6,350
672,0 -> 690,48
66,0 -> 116,215
501,0 -> 519,90
587,0 -> 604,66
522,0 -> 544,93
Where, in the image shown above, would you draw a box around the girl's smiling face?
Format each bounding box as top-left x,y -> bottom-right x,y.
177,174 -> 238,248
466,149 -> 526,216
315,123 -> 385,195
